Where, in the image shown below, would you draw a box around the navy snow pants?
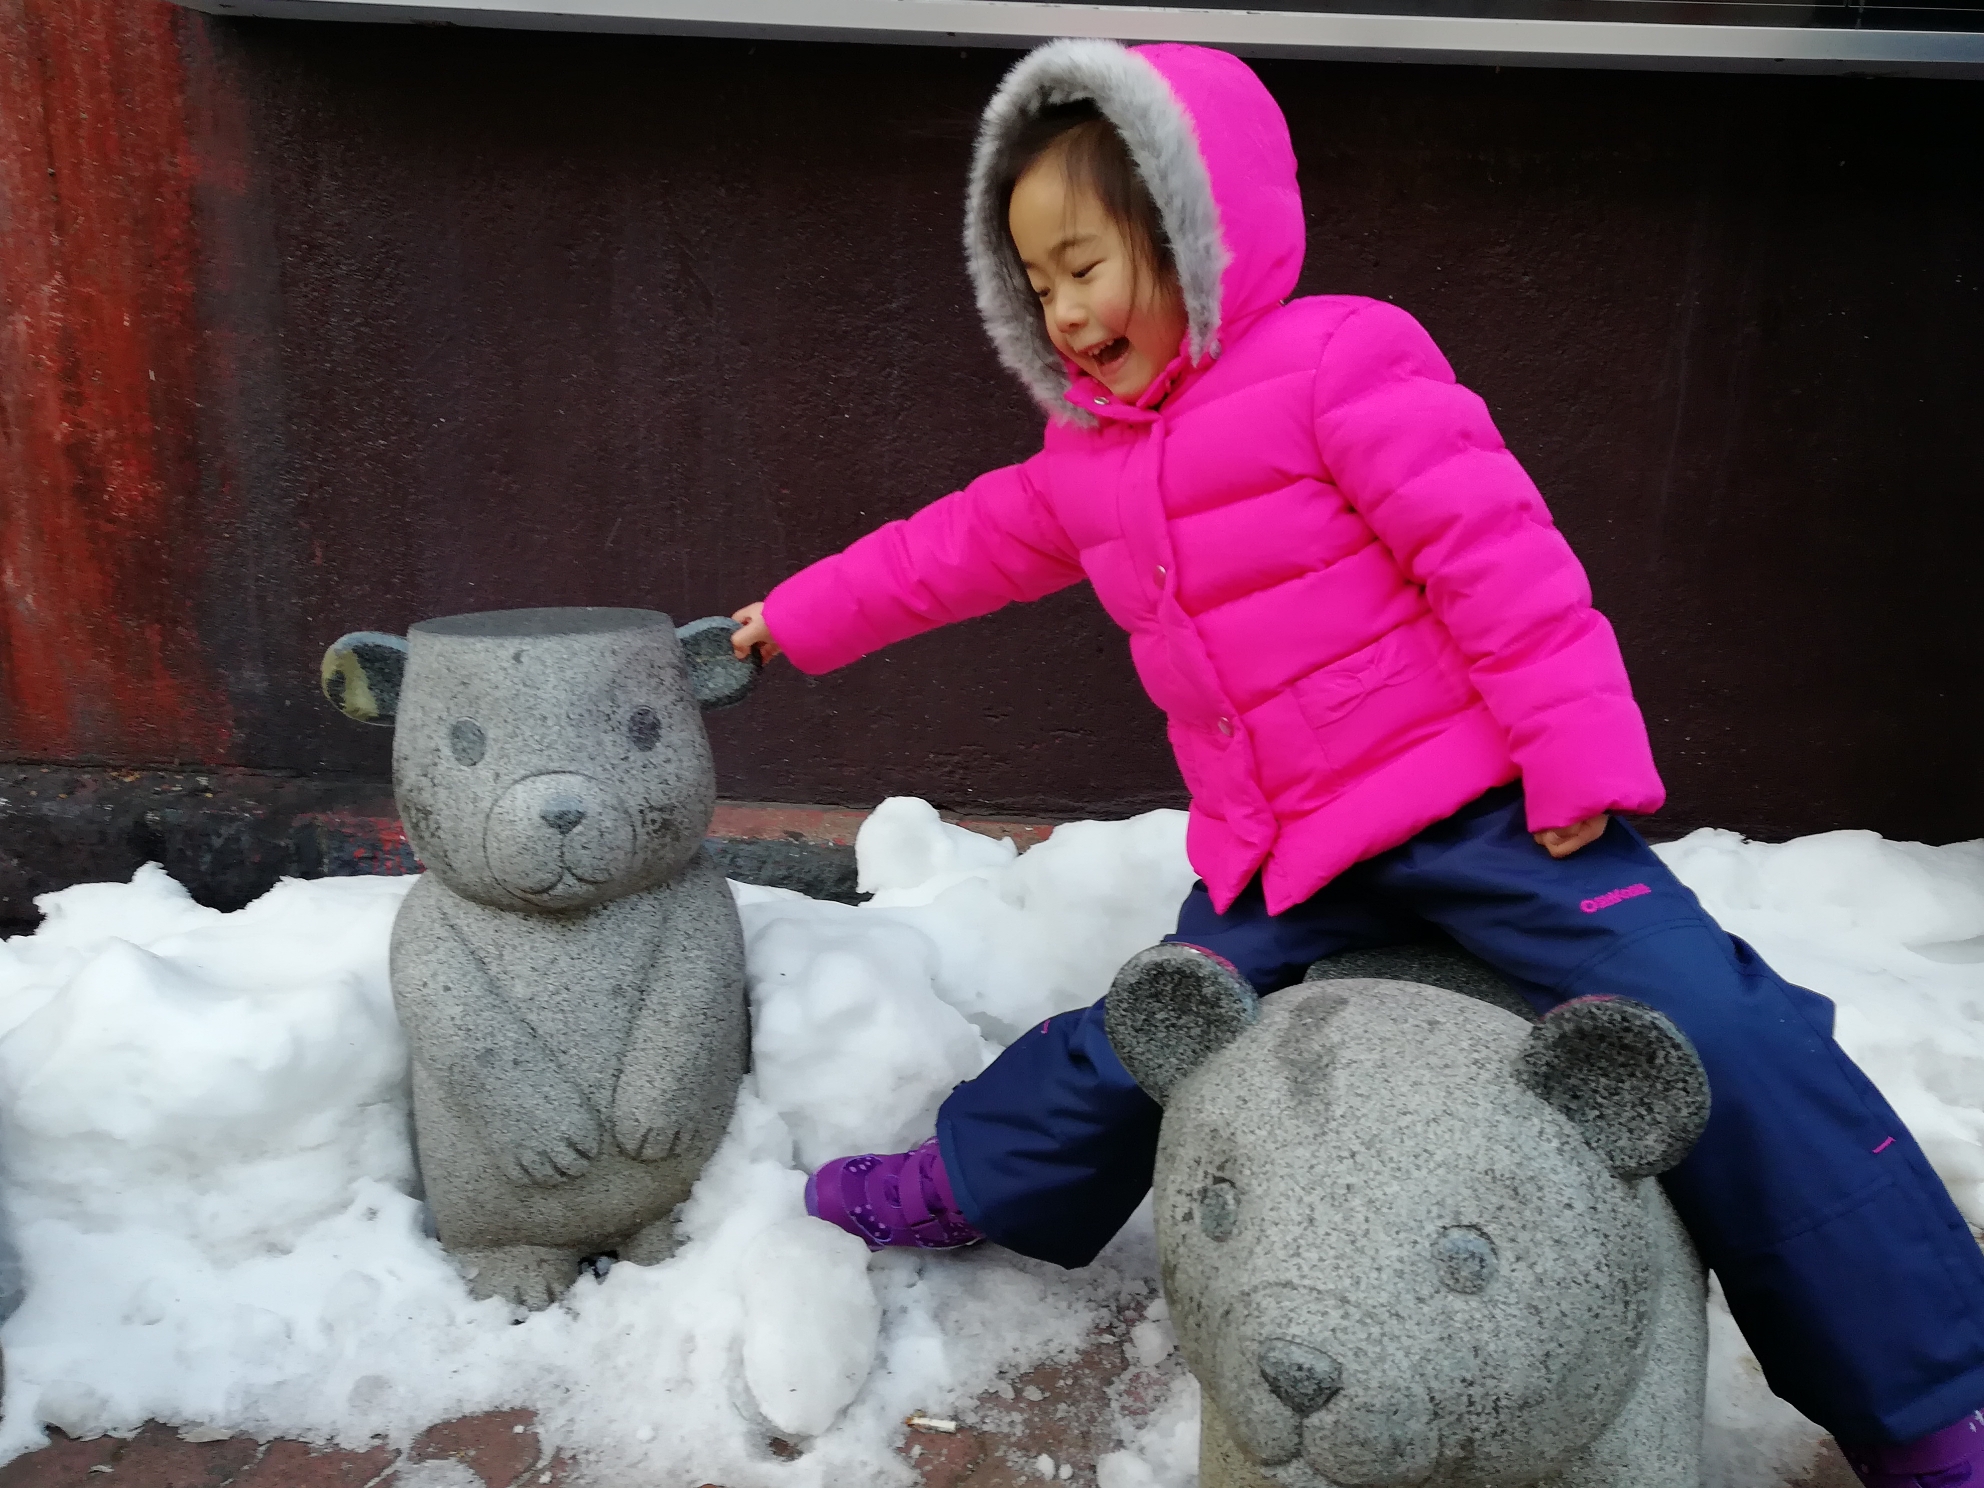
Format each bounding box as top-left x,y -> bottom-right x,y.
934,783 -> 1984,1444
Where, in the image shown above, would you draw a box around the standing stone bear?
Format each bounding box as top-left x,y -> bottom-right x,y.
322,607 -> 756,1308
1107,944 -> 1712,1488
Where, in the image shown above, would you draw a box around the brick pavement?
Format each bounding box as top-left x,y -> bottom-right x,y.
0,1331 -> 1863,1488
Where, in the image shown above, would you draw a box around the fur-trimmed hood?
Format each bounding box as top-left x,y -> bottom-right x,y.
965,41 -> 1306,420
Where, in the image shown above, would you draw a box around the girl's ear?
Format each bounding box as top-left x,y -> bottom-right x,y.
321,632 -> 409,726
1105,946 -> 1260,1105
673,616 -> 761,711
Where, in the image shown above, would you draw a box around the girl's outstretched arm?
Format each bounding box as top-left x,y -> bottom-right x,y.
1311,300 -> 1665,838
755,453 -> 1083,676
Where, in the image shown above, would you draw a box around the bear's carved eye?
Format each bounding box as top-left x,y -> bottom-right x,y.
1198,1178 -> 1239,1241
628,706 -> 663,752
449,719 -> 487,766
1433,1226 -> 1497,1294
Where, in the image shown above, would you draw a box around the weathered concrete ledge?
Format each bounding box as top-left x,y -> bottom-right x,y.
0,765 -> 1060,933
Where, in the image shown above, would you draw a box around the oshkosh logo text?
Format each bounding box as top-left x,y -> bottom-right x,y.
1581,883 -> 1652,914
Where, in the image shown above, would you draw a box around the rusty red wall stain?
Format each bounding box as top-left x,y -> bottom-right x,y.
0,0 -> 227,764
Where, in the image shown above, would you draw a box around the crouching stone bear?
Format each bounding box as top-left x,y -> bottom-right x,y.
321,608 -> 757,1308
1106,943 -> 1712,1488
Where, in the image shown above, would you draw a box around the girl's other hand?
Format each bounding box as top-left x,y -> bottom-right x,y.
1534,813 -> 1609,859
730,602 -> 782,664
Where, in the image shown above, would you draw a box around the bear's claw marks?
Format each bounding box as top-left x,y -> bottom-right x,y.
1105,943 -> 1261,1105
612,1033 -> 706,1161
457,1244 -> 584,1310
612,1112 -> 683,1164
495,1100 -> 603,1188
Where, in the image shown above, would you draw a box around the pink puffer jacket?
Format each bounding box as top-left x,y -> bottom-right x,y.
765,40 -> 1664,914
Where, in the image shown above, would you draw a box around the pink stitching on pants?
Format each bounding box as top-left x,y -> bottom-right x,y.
1580,883 -> 1652,914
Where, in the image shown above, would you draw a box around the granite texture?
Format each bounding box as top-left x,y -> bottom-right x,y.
350,607 -> 752,1308
1104,945 -> 1262,1106
1304,937 -> 1538,1024
1108,949 -> 1710,1488
1515,996 -> 1713,1182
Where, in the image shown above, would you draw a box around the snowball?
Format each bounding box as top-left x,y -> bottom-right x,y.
740,1219 -> 880,1438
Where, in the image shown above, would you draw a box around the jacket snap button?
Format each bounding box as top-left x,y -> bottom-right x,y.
1154,564 -> 1167,585
1218,717 -> 1233,736
1094,396 -> 1108,406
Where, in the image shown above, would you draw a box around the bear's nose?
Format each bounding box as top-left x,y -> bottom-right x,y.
1258,1338 -> 1342,1416
541,799 -> 587,835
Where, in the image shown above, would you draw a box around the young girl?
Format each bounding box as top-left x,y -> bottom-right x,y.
728,40 -> 1984,1486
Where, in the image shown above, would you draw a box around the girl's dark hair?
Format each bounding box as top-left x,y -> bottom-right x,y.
999,101 -> 1175,287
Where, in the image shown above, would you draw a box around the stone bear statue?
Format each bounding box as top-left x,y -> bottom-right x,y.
322,607 -> 757,1309
1106,942 -> 1712,1488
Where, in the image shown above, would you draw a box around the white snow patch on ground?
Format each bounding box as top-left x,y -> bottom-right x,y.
0,804 -> 1976,1488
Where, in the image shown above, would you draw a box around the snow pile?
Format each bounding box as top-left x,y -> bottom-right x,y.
0,805 -> 1977,1488
0,801 -> 1193,1485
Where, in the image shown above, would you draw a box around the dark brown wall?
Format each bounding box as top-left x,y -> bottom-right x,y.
7,5 -> 1983,842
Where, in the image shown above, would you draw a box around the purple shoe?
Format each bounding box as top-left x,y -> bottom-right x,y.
805,1138 -> 983,1252
1843,1410 -> 1984,1487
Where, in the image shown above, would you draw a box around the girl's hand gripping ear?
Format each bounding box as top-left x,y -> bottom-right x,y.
1534,813 -> 1609,859
730,602 -> 783,664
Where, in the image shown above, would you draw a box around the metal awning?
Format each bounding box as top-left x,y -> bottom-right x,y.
164,0 -> 1984,77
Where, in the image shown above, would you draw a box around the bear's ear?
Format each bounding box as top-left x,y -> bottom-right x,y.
674,617 -> 761,711
321,632 -> 409,726
1514,996 -> 1710,1179
1105,946 -> 1260,1105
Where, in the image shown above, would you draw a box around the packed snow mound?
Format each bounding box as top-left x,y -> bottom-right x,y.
0,804 -> 1192,1485
0,806 -> 1976,1488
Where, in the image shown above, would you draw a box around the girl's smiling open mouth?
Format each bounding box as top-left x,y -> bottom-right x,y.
1080,336 -> 1133,375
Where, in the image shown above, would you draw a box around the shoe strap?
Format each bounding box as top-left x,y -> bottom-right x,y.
899,1147 -> 960,1245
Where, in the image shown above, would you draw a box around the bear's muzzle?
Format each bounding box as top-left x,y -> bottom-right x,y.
483,772 -> 638,906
